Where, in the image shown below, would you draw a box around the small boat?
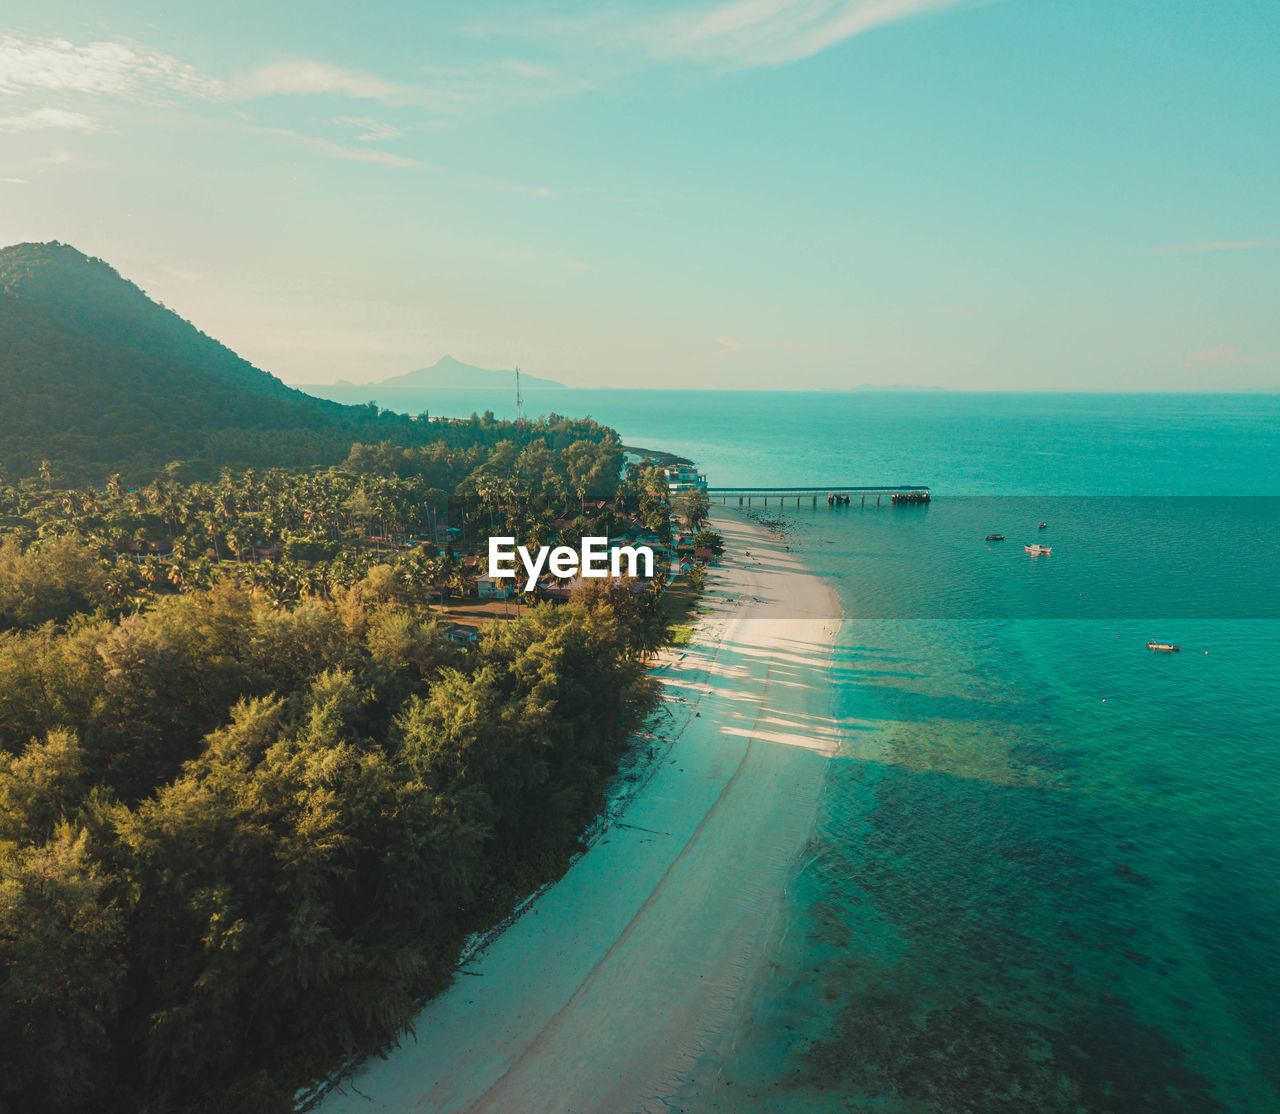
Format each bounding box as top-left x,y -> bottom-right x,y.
1038,522 -> 1048,530
985,534 -> 1005,541
1024,544 -> 1051,555
1147,641 -> 1180,653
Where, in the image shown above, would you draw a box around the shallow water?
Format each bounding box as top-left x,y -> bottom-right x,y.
719,499 -> 1279,1112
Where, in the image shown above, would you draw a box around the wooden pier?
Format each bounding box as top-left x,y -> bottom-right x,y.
706,485 -> 930,508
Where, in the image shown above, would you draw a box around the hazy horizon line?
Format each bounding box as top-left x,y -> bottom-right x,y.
289,381 -> 1280,397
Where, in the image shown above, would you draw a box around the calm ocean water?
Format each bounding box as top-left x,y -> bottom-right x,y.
306,385 -> 1278,496
315,385 -> 1279,1111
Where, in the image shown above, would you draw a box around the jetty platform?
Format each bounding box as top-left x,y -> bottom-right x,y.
707,485 -> 930,508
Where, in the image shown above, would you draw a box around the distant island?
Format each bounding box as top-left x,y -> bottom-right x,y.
338,355 -> 565,391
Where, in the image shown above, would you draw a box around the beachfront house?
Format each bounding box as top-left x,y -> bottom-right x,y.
664,463 -> 708,495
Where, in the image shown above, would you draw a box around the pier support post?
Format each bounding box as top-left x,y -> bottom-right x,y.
812,495 -> 817,507
861,494 -> 865,506
738,495 -> 743,506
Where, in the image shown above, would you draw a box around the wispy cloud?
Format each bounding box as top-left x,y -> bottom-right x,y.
0,106 -> 98,132
35,148 -> 72,164
2,33 -> 576,125
1,176 -> 27,183
503,183 -> 556,198
1185,345 -> 1237,366
1146,238 -> 1280,255
715,335 -> 745,354
333,115 -> 404,141
0,34 -> 219,98
250,124 -> 424,167
531,0 -> 982,68
234,60 -> 444,107
1183,345 -> 1276,370
232,56 -> 582,117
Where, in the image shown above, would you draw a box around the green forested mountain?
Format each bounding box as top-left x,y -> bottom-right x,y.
0,242 -> 452,483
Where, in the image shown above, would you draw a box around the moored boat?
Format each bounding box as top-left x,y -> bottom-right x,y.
1147,641 -> 1181,652
1024,544 -> 1051,554
986,534 -> 1005,541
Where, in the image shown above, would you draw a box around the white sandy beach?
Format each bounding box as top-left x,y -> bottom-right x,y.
315,512 -> 844,1113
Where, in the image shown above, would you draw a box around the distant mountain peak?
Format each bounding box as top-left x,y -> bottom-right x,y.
370,356 -> 565,390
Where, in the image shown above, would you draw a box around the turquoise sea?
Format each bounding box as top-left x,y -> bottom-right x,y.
314,385 -> 1280,1112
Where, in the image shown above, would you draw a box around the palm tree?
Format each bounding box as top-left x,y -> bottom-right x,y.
166,557 -> 190,590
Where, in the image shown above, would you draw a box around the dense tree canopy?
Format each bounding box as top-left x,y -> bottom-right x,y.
0,570 -> 655,1113
0,241 -> 696,1112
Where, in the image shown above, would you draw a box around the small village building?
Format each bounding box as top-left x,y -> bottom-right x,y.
446,623 -> 479,645
541,576 -> 583,604
476,574 -> 514,600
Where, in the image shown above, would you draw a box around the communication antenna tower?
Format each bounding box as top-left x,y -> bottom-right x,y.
514,365 -> 526,489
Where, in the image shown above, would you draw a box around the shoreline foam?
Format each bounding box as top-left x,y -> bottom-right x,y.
314,510 -> 844,1113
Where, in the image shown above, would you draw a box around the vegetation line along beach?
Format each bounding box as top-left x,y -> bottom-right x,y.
0,237 -> 737,1112
313,511 -> 844,1113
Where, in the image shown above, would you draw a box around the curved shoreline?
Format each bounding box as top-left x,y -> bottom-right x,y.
315,511 -> 844,1113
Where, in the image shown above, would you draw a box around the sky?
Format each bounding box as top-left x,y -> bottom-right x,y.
1,0 -> 1277,391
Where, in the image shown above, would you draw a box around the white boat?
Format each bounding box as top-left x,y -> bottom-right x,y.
1024,544 -> 1052,555
1147,641 -> 1180,653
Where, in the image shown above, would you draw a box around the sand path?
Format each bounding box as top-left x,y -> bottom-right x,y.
316,513 -> 843,1113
